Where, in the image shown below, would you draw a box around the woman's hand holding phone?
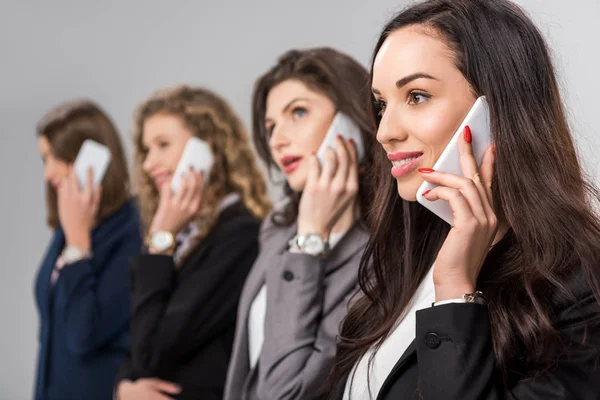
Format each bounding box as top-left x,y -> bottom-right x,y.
58,167 -> 102,251
420,127 -> 498,302
149,169 -> 204,247
117,378 -> 181,400
297,136 -> 359,239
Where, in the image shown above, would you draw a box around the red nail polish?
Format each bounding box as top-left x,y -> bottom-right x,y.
422,190 -> 431,196
464,126 -> 472,144
348,138 -> 355,144
418,168 -> 435,173
337,134 -> 343,140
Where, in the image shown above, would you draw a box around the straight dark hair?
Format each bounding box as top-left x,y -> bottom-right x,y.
330,0 -> 600,394
251,47 -> 377,225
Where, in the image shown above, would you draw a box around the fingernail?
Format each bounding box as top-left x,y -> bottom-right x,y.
348,138 -> 355,145
422,190 -> 431,196
418,168 -> 435,173
337,134 -> 343,140
464,126 -> 472,144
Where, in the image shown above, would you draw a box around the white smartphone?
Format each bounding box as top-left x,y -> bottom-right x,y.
316,112 -> 366,165
416,96 -> 493,226
170,137 -> 214,194
73,139 -> 111,189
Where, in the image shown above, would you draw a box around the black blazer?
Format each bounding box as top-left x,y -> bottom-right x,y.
333,265 -> 600,400
116,203 -> 261,400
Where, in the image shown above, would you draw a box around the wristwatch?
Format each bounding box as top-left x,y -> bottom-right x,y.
61,246 -> 93,264
146,231 -> 175,253
289,233 -> 330,256
463,291 -> 487,305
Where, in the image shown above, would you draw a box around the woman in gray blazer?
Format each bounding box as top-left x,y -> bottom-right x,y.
224,48 -> 377,400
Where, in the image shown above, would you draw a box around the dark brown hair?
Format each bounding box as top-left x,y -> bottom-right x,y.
251,47 -> 377,225
133,86 -> 272,262
331,0 -> 600,394
36,99 -> 131,229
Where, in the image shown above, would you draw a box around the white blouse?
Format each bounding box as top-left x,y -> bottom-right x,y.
343,266 -> 436,400
247,231 -> 346,369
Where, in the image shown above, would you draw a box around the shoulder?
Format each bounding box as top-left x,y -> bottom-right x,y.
210,203 -> 262,241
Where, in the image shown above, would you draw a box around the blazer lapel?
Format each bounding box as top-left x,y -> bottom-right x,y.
376,339 -> 417,400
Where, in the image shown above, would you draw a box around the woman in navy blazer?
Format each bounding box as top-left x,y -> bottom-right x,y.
34,99 -> 142,400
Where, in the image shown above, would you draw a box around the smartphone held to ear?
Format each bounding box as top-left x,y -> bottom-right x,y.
170,137 -> 214,194
416,96 -> 493,226
316,112 -> 365,165
73,139 -> 111,189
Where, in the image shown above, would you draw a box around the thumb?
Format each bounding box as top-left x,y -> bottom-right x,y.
149,378 -> 182,395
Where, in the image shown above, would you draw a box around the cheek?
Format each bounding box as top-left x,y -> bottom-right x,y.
298,118 -> 330,154
414,109 -> 459,162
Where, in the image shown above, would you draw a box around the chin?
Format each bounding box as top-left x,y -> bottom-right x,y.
396,179 -> 420,202
287,176 -> 306,193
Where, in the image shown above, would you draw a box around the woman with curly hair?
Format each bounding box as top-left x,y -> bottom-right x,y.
115,85 -> 271,400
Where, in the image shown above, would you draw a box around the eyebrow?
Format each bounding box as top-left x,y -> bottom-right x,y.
372,72 -> 438,95
265,97 -> 310,123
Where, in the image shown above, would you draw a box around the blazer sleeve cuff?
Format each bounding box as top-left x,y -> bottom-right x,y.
57,259 -> 95,293
414,303 -> 495,393
264,252 -> 326,343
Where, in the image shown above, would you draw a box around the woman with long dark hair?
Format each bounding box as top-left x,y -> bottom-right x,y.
330,1 -> 600,399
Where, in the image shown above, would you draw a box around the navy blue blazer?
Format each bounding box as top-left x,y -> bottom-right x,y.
34,200 -> 142,400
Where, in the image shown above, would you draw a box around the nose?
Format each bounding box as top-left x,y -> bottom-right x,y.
268,123 -> 291,154
376,106 -> 409,145
43,159 -> 54,183
142,150 -> 156,174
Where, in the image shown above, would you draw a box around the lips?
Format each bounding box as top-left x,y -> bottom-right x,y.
152,172 -> 171,188
280,155 -> 303,174
387,151 -> 424,178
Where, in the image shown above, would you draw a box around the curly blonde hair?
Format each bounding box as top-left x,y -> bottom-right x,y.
133,85 -> 271,262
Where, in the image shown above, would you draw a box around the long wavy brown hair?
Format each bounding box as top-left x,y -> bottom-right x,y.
330,0 -> 600,395
36,99 -> 131,229
133,86 -> 271,262
251,48 -> 377,226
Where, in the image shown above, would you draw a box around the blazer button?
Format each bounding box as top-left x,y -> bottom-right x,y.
425,333 -> 441,349
283,270 -> 295,281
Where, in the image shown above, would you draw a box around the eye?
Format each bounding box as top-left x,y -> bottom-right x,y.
374,99 -> 387,116
292,107 -> 307,119
158,141 -> 169,149
407,91 -> 431,106
265,124 -> 274,138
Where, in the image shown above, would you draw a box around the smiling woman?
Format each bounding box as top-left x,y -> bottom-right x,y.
115,86 -> 271,400
329,1 -> 600,399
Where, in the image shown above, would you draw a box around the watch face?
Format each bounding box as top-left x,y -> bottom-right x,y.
302,235 -> 326,255
151,232 -> 174,251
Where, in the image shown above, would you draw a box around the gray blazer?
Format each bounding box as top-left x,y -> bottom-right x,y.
224,213 -> 370,400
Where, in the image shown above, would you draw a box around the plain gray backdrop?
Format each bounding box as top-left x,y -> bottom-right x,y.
1,0 -> 598,398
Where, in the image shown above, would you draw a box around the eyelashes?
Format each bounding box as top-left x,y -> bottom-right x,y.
373,90 -> 432,117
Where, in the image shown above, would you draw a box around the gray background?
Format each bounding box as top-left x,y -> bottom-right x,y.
1,0 -> 598,398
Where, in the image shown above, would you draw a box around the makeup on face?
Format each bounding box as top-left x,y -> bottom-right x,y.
371,27 -> 476,201
142,114 -> 193,189
264,79 -> 336,191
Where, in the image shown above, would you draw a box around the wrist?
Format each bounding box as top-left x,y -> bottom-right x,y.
65,231 -> 91,251
296,224 -> 329,239
434,282 -> 476,302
